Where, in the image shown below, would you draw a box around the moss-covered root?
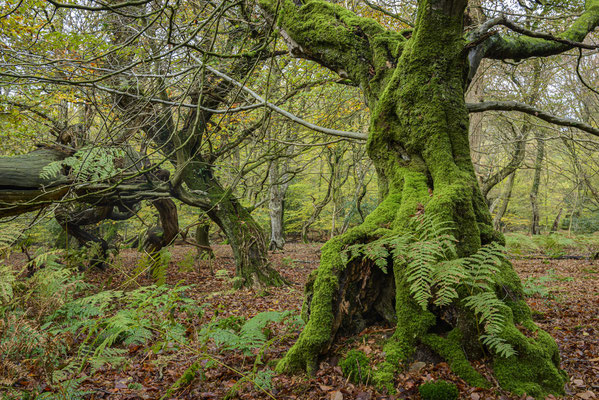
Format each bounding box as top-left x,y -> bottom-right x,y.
422,330 -> 490,388
275,235 -> 346,374
493,300 -> 567,398
277,192 -> 401,374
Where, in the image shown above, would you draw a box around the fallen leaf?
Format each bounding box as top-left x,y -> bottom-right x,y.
409,361 -> 426,373
331,391 -> 343,400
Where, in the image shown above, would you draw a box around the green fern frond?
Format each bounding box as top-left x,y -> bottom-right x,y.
40,146 -> 126,182
432,260 -> 465,307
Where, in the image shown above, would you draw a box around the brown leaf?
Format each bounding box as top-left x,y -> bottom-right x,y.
573,379 -> 586,387
408,361 -> 426,373
576,391 -> 596,400
330,391 -> 343,400
356,392 -> 372,400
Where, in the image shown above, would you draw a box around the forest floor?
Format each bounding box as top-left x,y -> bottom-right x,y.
6,243 -> 599,400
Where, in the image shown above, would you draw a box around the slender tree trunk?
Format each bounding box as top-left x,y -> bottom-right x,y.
493,172 -> 516,231
301,158 -> 334,243
268,153 -> 292,250
551,208 -> 563,233
184,167 -> 286,288
530,131 -> 545,235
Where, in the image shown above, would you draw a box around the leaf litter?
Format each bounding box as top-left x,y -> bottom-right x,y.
4,244 -> 598,399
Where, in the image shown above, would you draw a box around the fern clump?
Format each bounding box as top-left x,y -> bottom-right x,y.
532,233 -> 576,258
200,311 -> 300,356
40,145 -> 126,182
418,380 -> 459,400
339,349 -> 371,383
504,233 -> 539,256
344,214 -> 515,358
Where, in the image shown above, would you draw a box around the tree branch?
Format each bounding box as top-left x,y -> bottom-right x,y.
466,101 -> 599,138
483,1 -> 599,60
259,0 -> 404,92
192,55 -> 368,140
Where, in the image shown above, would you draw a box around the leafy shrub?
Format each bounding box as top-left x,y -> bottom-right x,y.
339,349 -> 371,383
418,380 -> 459,400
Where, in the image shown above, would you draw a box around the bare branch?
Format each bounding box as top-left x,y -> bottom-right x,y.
466,101 -> 599,138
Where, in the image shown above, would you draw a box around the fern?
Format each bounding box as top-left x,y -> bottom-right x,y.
200,311 -> 297,356
135,248 -> 171,285
0,218 -> 28,256
463,242 -> 504,290
40,145 -> 126,182
432,260 -> 464,307
0,264 -> 16,305
342,214 -> 516,358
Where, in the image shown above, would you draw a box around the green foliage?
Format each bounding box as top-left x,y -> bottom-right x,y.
418,380 -> 459,400
344,215 -> 515,358
522,269 -> 571,298
190,311 -> 301,399
281,256 -> 298,268
0,251 -> 202,389
0,218 -> 28,256
135,248 -> 171,285
339,349 -> 371,383
532,233 -> 576,258
504,233 -> 540,255
199,310 -> 301,356
40,146 -> 126,182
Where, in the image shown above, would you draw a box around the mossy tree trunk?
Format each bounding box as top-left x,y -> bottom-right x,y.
182,165 -> 286,288
255,0 -> 599,396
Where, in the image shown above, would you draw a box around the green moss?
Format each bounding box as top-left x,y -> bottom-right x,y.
268,1 -> 567,397
491,302 -> 567,398
422,329 -> 490,388
276,226 -> 373,374
418,380 -> 459,400
339,349 -> 371,383
373,259 -> 436,393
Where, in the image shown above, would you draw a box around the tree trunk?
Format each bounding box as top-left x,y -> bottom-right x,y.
267,0 -> 566,397
493,172 -> 516,232
0,148 -> 70,217
530,131 -> 545,235
551,208 -> 563,233
184,167 -> 286,288
195,215 -> 214,261
268,160 -> 291,251
301,152 -> 335,243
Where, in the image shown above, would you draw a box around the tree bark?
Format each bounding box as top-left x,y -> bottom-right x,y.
268,160 -> 291,251
262,0 -> 568,396
493,171 -> 516,232
0,148 -> 70,217
195,216 -> 214,260
183,166 -> 287,288
530,131 -> 545,235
